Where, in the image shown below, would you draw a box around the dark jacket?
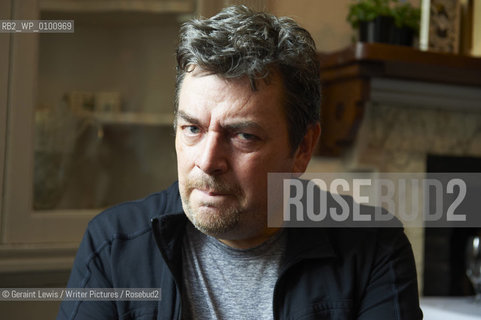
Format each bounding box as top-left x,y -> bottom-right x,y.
58,182 -> 423,320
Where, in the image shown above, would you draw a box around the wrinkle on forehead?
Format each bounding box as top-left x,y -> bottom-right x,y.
188,65 -> 279,98
184,72 -> 257,114
179,69 -> 286,135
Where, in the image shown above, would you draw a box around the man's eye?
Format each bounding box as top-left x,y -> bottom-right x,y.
236,132 -> 258,141
183,125 -> 200,135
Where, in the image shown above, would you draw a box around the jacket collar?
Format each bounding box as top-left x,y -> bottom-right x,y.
282,227 -> 336,268
152,209 -> 337,274
151,211 -> 187,281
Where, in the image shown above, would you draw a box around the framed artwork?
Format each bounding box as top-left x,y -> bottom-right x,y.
428,0 -> 462,53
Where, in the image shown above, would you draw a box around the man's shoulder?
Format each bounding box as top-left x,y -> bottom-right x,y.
324,226 -> 414,276
288,225 -> 408,262
85,181 -> 183,242
325,226 -> 407,251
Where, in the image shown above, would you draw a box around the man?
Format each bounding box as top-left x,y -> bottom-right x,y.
58,6 -> 422,320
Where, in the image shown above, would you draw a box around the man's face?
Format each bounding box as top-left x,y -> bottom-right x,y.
175,69 -> 307,242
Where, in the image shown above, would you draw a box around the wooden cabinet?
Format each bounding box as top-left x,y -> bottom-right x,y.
0,0 -> 192,276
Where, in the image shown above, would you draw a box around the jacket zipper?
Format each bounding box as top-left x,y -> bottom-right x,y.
272,257 -> 305,320
151,217 -> 183,320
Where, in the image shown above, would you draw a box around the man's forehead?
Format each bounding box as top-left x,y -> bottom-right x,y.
177,75 -> 286,132
177,67 -> 286,125
179,74 -> 250,110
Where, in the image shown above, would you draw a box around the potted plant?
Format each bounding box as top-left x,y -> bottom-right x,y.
347,0 -> 420,46
391,1 -> 421,46
347,0 -> 394,43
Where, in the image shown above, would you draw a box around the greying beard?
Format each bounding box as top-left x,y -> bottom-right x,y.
180,173 -> 244,236
181,196 -> 241,237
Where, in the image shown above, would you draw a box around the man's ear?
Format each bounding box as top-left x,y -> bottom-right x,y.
292,123 -> 321,173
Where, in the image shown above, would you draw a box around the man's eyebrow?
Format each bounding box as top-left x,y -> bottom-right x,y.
223,121 -> 264,132
176,110 -> 265,133
176,110 -> 201,125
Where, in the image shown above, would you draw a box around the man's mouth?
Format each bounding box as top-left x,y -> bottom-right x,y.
196,188 -> 230,196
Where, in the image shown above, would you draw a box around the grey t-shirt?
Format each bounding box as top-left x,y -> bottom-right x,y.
181,223 -> 286,320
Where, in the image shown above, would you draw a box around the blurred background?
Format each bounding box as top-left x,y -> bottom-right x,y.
1,0 -> 481,318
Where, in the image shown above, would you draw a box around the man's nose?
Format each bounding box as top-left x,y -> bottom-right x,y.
195,132 -> 228,175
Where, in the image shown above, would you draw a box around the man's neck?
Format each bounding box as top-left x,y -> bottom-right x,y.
217,228 -> 281,249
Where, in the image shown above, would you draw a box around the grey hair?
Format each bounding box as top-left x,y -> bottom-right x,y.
175,5 -> 320,151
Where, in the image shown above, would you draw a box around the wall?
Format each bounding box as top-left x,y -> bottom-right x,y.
270,0 -> 353,52
270,0 -> 420,52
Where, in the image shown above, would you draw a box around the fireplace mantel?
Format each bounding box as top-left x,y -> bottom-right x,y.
317,43 -> 481,157
312,43 -> 481,291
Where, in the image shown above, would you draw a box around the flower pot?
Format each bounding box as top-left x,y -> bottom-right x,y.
390,26 -> 415,46
359,16 -> 395,44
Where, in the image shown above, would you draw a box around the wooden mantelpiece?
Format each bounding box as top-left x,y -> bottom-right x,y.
317,42 -> 481,156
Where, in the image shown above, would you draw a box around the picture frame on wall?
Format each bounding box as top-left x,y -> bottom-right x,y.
428,0 -> 462,53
